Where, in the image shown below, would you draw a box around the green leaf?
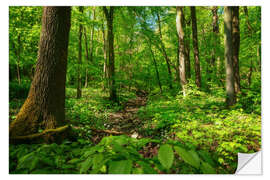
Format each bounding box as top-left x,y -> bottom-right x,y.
132,168 -> 144,174
137,161 -> 157,174
17,152 -> 39,171
92,154 -> 104,170
108,160 -> 132,174
174,146 -> 200,169
67,158 -> 81,164
158,144 -> 174,169
201,162 -> 216,174
80,157 -> 93,174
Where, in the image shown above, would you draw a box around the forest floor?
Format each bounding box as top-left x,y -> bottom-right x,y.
106,90 -> 147,136
9,85 -> 261,174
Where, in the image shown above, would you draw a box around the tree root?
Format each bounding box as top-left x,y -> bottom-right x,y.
9,125 -> 71,144
90,128 -> 125,135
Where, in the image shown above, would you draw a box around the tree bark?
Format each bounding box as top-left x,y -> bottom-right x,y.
224,6 -> 236,106
183,11 -> 191,80
211,6 -> 220,81
190,7 -> 201,88
103,7 -> 117,102
149,43 -> 162,93
83,27 -> 89,88
85,8 -> 96,88
11,35 -> 22,85
9,7 -> 71,143
157,12 -> 173,89
77,6 -> 83,99
232,7 -> 241,93
176,7 -> 187,93
102,21 -> 108,90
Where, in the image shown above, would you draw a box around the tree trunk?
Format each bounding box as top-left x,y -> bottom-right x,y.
103,7 -> 117,102
77,6 -> 83,99
176,7 -> 187,93
157,13 -> 173,89
190,7 -> 201,88
232,7 -> 241,93
183,12 -> 191,80
149,43 -> 162,93
85,8 -> 96,88
224,6 -> 236,106
83,27 -> 89,88
9,7 -> 71,143
211,6 -> 220,81
102,21 -> 108,91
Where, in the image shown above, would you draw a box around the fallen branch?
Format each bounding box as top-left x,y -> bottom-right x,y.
90,128 -> 126,135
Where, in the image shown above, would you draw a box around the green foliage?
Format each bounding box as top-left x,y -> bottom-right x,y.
158,144 -> 174,169
9,80 -> 30,100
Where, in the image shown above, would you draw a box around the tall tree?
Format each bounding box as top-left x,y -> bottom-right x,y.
9,7 -> 71,143
156,12 -> 173,89
211,6 -> 220,81
149,42 -> 162,93
190,7 -> 201,88
102,20 -> 108,90
176,7 -> 187,93
11,34 -> 22,85
232,7 -> 240,93
224,6 -> 236,106
183,9 -> 191,80
103,6 -> 117,102
85,8 -> 96,88
77,6 -> 83,99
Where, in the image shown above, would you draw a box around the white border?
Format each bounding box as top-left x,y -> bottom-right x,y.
1,0 -> 269,180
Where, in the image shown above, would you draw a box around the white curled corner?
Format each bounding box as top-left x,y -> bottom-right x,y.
235,151 -> 262,174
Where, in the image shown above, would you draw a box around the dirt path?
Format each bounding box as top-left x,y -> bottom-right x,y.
106,91 -> 148,137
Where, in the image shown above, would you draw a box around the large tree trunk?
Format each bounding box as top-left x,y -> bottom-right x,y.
190,7 -> 201,88
9,7 -> 71,143
103,7 -> 117,102
176,7 -> 187,94
77,6 -> 83,99
224,6 -> 236,106
157,13 -> 173,89
232,7 -> 240,93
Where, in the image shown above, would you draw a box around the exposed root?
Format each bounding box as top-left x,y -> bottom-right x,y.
10,125 -> 71,144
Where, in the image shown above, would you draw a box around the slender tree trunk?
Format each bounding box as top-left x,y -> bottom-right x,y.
157,13 -> 173,89
243,6 -> 253,34
103,7 -> 117,102
183,13 -> 191,80
211,6 -> 220,81
248,59 -> 253,86
77,7 -> 83,99
149,43 -> 162,93
83,27 -> 89,88
102,21 -> 108,91
16,35 -> 21,84
224,6 -> 236,106
9,7 -> 71,143
190,7 -> 201,88
85,8 -> 96,88
176,7 -> 187,94
232,7 -> 241,93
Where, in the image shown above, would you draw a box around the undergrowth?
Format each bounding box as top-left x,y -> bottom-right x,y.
9,84 -> 261,174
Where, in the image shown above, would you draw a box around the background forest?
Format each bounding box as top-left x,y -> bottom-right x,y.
9,6 -> 261,174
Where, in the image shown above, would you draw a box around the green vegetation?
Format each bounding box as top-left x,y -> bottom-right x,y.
9,6 -> 261,174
